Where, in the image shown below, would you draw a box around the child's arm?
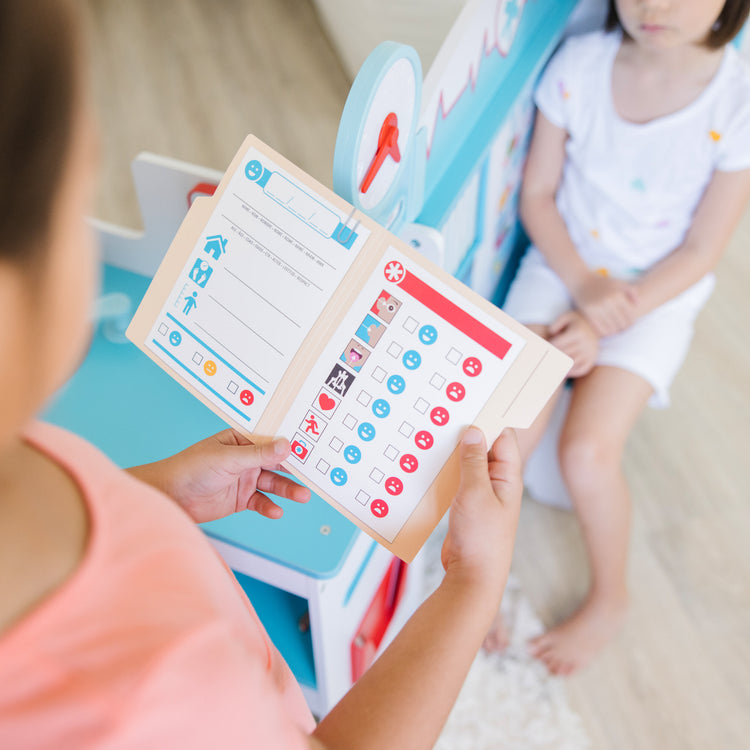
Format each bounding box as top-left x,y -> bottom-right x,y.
520,112 -> 638,337
126,431 -> 311,523
310,429 -> 522,750
630,168 -> 750,318
134,428 -> 522,750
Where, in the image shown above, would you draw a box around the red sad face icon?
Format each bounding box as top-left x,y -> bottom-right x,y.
414,430 -> 434,450
430,406 -> 450,426
399,454 -> 418,473
462,357 -> 482,377
384,477 -> 403,496
445,382 -> 465,402
371,499 -> 389,518
240,389 -> 254,406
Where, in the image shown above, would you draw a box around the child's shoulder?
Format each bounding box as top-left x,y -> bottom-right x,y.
709,46 -> 750,139
554,28 -> 619,66
0,433 -> 88,635
720,45 -> 750,95
540,30 -> 618,101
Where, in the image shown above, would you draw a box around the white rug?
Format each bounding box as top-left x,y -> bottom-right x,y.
421,524 -> 590,750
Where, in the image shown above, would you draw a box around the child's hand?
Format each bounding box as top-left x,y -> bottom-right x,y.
548,310 -> 599,378
441,428 -> 522,606
127,429 -> 311,523
572,272 -> 638,337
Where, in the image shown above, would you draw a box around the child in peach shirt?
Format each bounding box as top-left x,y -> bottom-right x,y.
0,2 -> 522,748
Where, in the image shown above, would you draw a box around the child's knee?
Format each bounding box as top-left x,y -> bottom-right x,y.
558,429 -> 621,485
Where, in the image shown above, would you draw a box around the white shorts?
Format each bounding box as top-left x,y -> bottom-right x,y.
502,248 -> 715,408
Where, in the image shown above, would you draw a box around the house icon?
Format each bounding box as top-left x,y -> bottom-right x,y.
203,234 -> 228,260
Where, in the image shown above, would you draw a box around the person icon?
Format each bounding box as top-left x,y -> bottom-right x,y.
303,414 -> 319,436
183,292 -> 198,316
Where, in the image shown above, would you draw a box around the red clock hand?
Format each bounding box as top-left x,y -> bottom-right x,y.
360,112 -> 401,194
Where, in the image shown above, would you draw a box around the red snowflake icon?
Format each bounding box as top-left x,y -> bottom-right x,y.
384,260 -> 405,283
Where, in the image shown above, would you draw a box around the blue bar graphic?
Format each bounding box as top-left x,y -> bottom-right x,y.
151,339 -> 252,424
166,312 -> 266,395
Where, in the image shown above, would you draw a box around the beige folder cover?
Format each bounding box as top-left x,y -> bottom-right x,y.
128,135 -> 571,562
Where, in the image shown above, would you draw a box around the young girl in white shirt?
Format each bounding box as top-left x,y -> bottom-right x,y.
488,0 -> 750,674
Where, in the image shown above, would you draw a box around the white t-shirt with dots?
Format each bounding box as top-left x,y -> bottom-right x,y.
535,30 -> 750,277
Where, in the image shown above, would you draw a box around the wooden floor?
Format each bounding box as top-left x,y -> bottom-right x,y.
83,2 -> 750,748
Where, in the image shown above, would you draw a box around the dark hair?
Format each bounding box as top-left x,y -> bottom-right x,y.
606,0 -> 750,49
0,1 -> 80,264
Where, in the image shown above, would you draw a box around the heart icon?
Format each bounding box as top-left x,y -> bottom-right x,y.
318,392 -> 336,411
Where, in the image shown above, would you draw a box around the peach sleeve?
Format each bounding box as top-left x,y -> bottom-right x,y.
101,622 -> 312,749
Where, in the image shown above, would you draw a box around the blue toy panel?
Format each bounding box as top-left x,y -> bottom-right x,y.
420,0 -> 578,225
418,1 -> 578,300
43,264 -> 360,579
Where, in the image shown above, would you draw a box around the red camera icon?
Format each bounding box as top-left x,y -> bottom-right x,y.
291,437 -> 310,462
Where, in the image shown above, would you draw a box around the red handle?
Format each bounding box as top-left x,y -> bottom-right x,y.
187,181 -> 218,208
350,558 -> 407,682
360,112 -> 401,194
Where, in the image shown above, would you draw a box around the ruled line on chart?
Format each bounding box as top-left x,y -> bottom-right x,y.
221,213 -> 324,292
231,192 -> 337,269
223,267 -> 301,328
191,321 -> 270,385
208,295 -> 286,357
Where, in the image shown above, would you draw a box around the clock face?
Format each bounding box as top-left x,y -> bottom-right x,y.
355,57 -> 417,211
334,42 -> 423,227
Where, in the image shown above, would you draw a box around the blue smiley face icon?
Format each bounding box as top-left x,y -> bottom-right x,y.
169,330 -> 182,347
402,349 -> 421,370
343,445 -> 361,464
330,467 -> 348,486
358,422 -> 376,442
387,374 -> 406,394
372,398 -> 391,418
418,325 -> 438,345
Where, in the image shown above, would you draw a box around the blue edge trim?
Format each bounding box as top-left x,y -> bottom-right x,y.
343,540 -> 378,607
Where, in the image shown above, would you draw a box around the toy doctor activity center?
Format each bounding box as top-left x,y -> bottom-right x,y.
45,0 -> 582,717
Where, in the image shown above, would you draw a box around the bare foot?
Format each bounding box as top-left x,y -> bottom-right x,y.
483,608 -> 510,653
529,591 -> 627,675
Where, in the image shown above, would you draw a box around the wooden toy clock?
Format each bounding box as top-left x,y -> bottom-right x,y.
333,42 -> 427,233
